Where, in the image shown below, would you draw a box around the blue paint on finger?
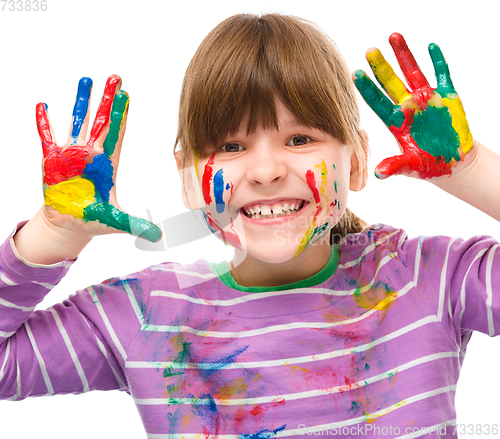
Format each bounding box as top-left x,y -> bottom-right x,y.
71,77 -> 92,144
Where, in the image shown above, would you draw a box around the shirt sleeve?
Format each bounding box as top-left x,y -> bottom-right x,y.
396,229 -> 500,345
0,225 -> 152,400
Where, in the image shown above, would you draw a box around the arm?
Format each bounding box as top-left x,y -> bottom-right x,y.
353,33 -> 500,222
1,75 -> 158,398
0,227 -> 152,399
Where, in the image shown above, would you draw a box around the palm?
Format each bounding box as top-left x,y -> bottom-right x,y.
354,33 -> 473,179
37,75 -> 160,242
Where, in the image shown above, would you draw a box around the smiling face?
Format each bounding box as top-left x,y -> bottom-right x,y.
179,102 -> 360,266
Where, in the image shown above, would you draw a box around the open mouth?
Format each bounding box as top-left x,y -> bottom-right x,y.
242,199 -> 306,219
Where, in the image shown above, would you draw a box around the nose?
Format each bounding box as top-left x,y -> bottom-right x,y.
245,143 -> 288,185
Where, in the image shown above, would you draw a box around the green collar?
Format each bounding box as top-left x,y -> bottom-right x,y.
209,245 -> 340,292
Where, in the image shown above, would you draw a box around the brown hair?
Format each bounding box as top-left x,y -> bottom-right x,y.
175,13 -> 368,238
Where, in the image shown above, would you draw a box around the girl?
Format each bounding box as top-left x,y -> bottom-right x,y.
1,13 -> 499,438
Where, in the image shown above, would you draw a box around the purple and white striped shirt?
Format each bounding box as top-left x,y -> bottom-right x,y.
0,224 -> 498,438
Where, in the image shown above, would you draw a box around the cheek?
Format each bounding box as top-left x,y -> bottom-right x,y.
198,157 -> 243,249
306,159 -> 348,215
200,157 -> 234,213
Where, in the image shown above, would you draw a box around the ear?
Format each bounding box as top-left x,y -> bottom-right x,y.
349,130 -> 369,192
175,150 -> 201,210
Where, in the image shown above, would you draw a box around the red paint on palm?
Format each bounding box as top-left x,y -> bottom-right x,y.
36,102 -> 90,185
42,145 -> 90,185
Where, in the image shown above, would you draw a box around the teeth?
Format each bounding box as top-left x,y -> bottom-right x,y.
272,204 -> 283,214
243,201 -> 304,219
261,205 -> 272,216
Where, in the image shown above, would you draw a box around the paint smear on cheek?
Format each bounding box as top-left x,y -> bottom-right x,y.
202,154 -> 215,205
294,169 -> 320,257
305,170 -> 320,204
213,168 -> 225,214
314,160 -> 329,203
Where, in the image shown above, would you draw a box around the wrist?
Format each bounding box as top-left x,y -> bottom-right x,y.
431,140 -> 481,193
431,141 -> 500,221
13,208 -> 92,265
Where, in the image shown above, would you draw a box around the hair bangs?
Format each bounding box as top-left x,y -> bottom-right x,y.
176,13 -> 362,165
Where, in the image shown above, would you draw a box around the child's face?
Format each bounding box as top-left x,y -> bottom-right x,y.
182,101 -> 359,264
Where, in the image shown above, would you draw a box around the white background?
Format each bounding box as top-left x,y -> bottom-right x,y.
0,0 -> 499,437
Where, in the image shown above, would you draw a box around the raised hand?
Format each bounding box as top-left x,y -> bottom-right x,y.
354,33 -> 473,179
37,75 -> 161,242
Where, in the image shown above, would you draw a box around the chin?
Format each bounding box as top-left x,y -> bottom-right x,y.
240,239 -> 316,266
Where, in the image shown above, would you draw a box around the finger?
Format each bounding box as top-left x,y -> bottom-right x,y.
374,154 -> 411,179
429,43 -> 455,94
365,48 -> 411,105
87,74 -> 122,148
102,91 -> 129,157
83,203 -> 162,242
353,70 -> 404,128
389,33 -> 430,91
68,77 -> 93,145
36,102 -> 56,147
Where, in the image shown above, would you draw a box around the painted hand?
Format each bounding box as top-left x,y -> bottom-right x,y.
37,75 -> 161,242
354,33 -> 473,179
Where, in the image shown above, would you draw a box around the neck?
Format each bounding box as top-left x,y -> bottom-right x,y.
229,235 -> 332,287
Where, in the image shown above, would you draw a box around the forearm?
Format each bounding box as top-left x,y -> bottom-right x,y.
432,141 -> 500,221
0,233 -> 126,399
13,208 -> 92,265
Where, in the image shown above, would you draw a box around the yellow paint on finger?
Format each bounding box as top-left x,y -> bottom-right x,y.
442,96 -> 473,154
366,49 -> 411,104
44,178 -> 96,218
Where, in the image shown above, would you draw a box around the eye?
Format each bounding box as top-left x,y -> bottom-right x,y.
220,142 -> 245,153
287,135 -> 312,147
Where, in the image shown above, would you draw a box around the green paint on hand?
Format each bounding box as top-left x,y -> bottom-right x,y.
410,105 -> 460,163
353,70 -> 405,128
83,202 -> 161,242
103,92 -> 129,157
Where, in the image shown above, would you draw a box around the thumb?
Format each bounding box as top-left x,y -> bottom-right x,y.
374,155 -> 409,179
83,203 -> 162,242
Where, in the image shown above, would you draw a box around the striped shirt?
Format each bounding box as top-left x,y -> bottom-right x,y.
0,224 -> 498,438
